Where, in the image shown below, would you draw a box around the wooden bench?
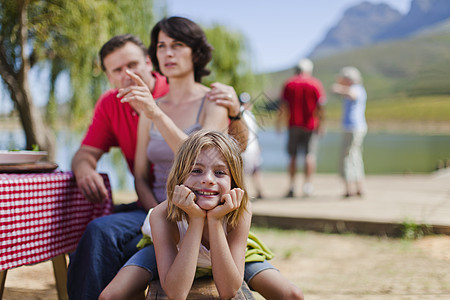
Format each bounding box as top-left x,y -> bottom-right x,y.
146,277 -> 255,299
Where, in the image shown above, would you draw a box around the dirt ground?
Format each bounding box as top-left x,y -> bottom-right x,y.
250,228 -> 450,300
2,228 -> 449,300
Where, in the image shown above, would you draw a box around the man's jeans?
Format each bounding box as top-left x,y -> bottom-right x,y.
67,206 -> 147,300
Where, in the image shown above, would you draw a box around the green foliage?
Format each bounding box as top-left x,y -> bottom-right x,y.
399,218 -> 432,240
1,0 -> 156,129
204,24 -> 257,96
321,94 -> 450,124
0,1 -> 22,72
1,1 -> 258,128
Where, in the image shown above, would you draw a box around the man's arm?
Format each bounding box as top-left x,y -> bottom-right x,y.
315,103 -> 325,136
206,82 -> 249,152
71,145 -> 109,203
276,100 -> 288,133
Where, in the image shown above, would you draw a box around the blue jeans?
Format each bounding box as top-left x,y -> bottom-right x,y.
123,245 -> 278,287
67,204 -> 147,300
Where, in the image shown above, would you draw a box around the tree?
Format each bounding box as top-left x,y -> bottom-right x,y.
0,1 -> 256,162
0,0 -> 54,157
0,0 -> 155,159
204,24 -> 256,96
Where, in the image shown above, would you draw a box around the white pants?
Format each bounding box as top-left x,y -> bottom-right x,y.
339,130 -> 367,182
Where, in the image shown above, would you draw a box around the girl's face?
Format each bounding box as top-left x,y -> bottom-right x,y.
156,31 -> 194,79
183,147 -> 232,211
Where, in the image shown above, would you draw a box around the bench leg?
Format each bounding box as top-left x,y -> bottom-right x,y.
0,270 -> 7,299
52,254 -> 69,300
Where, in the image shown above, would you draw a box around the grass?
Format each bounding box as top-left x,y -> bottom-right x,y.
323,94 -> 450,123
250,93 -> 450,133
399,218 -> 433,240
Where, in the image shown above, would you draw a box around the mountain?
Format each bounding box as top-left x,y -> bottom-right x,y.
376,0 -> 450,40
310,0 -> 450,58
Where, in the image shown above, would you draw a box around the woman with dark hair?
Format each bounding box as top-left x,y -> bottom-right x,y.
118,16 -> 230,210
148,16 -> 213,83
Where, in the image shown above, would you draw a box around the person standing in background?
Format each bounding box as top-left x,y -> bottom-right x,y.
239,92 -> 264,199
331,66 -> 367,198
277,58 -> 326,198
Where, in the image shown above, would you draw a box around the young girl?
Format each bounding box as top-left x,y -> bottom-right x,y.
100,130 -> 251,299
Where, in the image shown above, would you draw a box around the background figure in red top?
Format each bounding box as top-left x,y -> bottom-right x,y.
277,58 -> 326,198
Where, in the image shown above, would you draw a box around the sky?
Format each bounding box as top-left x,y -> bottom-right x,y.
165,0 -> 412,73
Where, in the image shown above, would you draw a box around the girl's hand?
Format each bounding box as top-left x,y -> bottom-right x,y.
118,70 -> 161,119
172,185 -> 206,219
207,188 -> 244,220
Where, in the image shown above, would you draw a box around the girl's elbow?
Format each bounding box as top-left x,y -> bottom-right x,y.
217,282 -> 241,299
218,289 -> 239,300
164,288 -> 189,300
162,281 -> 190,300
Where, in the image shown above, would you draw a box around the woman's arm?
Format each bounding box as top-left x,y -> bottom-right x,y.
151,201 -> 205,300
200,95 -> 229,131
152,89 -> 228,153
331,83 -> 358,100
208,191 -> 252,298
120,71 -> 228,153
151,97 -> 228,154
134,115 -> 159,210
119,71 -> 188,152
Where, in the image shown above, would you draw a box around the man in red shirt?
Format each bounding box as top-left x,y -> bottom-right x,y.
72,34 -> 168,206
68,34 -> 170,299
277,58 -> 326,198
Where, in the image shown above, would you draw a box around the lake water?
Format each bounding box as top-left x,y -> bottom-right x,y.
1,128 -> 449,191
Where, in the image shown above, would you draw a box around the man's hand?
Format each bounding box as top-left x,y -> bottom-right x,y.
77,170 -> 109,203
72,146 -> 108,203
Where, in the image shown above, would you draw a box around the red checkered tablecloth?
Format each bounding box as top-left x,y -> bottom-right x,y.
0,171 -> 113,271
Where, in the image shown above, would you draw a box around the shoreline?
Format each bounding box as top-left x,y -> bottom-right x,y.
1,116 -> 450,135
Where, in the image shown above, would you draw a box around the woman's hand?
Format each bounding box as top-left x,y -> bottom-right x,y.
118,70 -> 162,119
172,185 -> 206,219
206,82 -> 240,118
207,188 -> 244,221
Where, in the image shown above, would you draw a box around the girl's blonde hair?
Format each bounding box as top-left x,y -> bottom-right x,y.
166,130 -> 248,227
